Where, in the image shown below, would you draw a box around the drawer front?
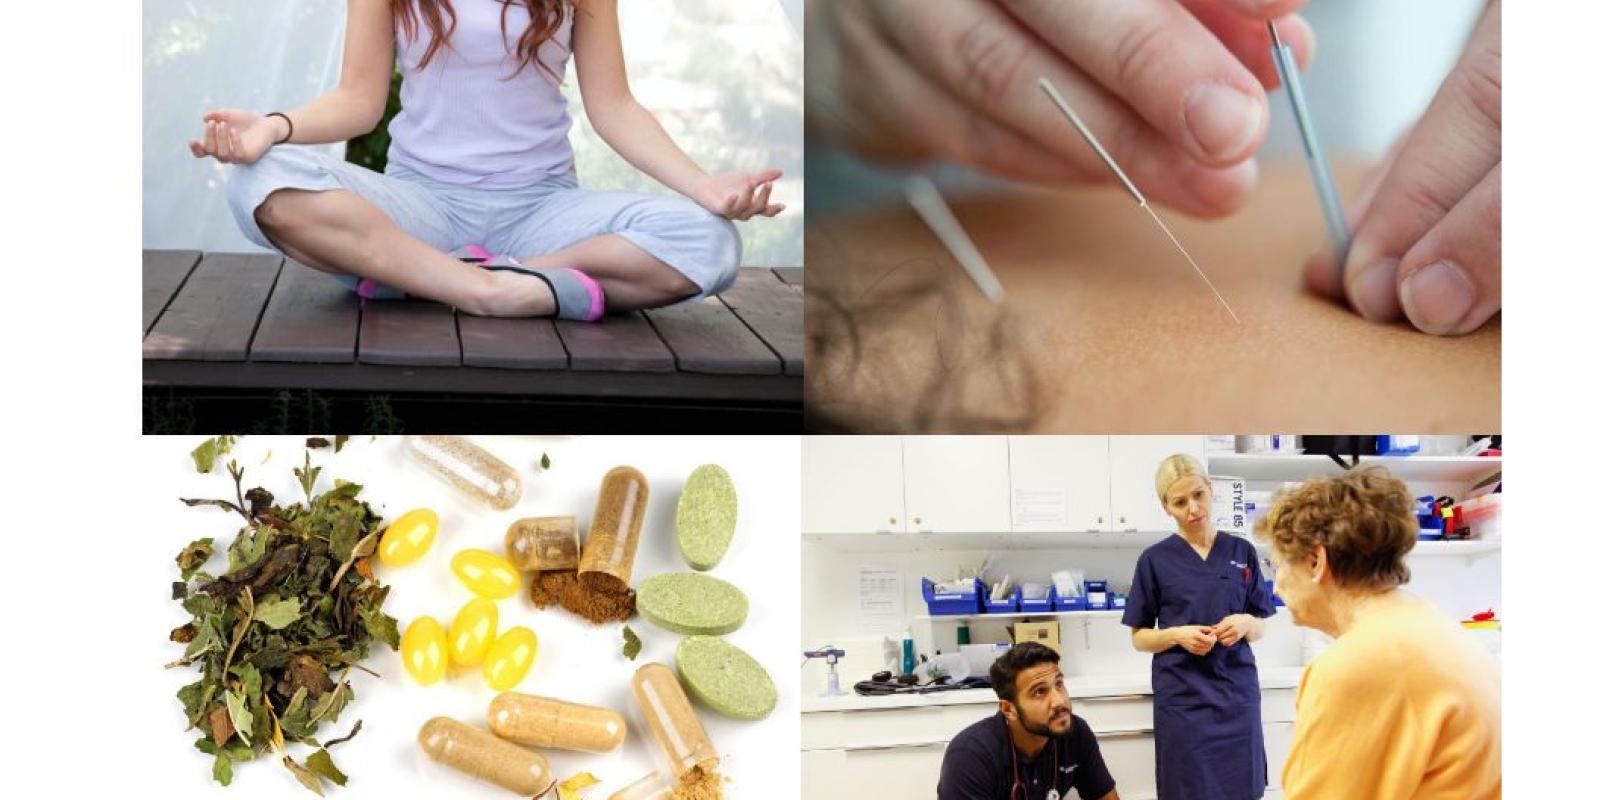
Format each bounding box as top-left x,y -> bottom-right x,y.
1072,694 -> 1157,732
803,706 -> 971,751
1261,688 -> 1297,722
1096,727 -> 1158,800
1264,721 -> 1295,789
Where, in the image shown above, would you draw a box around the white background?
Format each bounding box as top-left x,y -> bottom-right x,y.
135,435 -> 798,798
0,1 -> 1597,794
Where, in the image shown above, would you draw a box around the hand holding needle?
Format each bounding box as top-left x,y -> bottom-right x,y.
1038,77 -> 1241,324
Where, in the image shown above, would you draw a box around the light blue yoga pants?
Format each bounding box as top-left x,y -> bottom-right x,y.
225,145 -> 741,301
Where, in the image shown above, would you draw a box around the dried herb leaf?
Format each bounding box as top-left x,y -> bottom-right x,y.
282,755 -> 326,796
305,749 -> 348,787
177,538 -> 216,581
334,435 -> 349,452
225,690 -> 253,746
540,452 -> 552,470
213,752 -> 234,786
193,436 -> 240,473
622,625 -> 642,660
306,438 -> 332,449
254,596 -> 303,630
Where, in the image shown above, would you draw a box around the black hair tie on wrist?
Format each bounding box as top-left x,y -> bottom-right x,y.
265,112 -> 294,145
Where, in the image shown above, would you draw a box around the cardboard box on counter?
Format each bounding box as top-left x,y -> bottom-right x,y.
1012,621 -> 1061,656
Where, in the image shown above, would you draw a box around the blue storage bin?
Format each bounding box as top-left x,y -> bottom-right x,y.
1019,585 -> 1056,613
1085,580 -> 1110,610
922,577 -> 983,616
1055,594 -> 1089,612
985,585 -> 1021,614
1111,593 -> 1127,609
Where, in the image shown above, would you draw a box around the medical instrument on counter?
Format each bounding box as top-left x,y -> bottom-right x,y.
904,174 -> 1007,302
1038,77 -> 1241,324
802,647 -> 847,697
1268,19 -> 1350,270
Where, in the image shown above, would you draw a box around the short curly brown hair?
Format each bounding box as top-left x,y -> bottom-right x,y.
1254,467 -> 1417,590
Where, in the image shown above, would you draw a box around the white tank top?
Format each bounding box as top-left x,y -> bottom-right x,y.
386,1 -> 575,187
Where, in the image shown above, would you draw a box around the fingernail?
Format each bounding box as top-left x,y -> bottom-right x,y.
1348,259 -> 1400,321
1183,83 -> 1263,162
1401,261 -> 1475,335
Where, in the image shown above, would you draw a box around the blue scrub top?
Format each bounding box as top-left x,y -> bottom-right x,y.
1122,531 -> 1276,800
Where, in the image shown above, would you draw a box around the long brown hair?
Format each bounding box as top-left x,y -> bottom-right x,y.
393,0 -> 577,79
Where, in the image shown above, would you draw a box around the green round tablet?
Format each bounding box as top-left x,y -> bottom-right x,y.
676,635 -> 777,721
676,464 -> 737,571
637,572 -> 748,636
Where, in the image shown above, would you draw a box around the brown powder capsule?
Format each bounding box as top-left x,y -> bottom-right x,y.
578,466 -> 649,592
417,716 -> 554,796
488,691 -> 627,753
632,663 -> 718,778
505,516 -> 581,572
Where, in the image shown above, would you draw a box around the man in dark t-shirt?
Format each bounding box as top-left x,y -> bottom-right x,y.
937,642 -> 1119,800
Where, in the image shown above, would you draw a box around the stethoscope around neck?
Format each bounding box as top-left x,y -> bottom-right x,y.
1007,725 -> 1063,800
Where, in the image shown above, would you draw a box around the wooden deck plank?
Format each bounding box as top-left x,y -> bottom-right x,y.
143,250 -> 202,334
717,269 -> 804,376
358,301 -> 461,366
143,252 -> 283,361
643,297 -> 782,375
772,266 -> 804,287
554,312 -> 675,372
250,262 -> 361,363
459,316 -> 570,369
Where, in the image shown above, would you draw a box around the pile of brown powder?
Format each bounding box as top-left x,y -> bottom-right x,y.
671,766 -> 724,800
527,569 -> 636,624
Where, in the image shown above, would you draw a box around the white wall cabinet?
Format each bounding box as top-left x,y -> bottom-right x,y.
902,436 -> 1012,533
1008,436 -> 1113,532
802,435 -> 1209,535
1108,436 -> 1207,533
802,436 -> 906,533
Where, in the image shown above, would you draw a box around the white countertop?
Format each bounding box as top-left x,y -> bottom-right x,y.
801,665 -> 1305,713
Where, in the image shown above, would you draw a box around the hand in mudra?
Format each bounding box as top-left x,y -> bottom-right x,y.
188,109 -> 280,165
693,169 -> 786,221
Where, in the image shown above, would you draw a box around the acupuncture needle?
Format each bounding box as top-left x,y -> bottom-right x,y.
1038,77 -> 1241,324
904,174 -> 1006,302
1268,19 -> 1350,272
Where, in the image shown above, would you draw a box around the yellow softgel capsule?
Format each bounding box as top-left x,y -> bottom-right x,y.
451,549 -> 522,600
484,626 -> 538,691
402,616 -> 449,686
448,597 -> 500,667
378,508 -> 439,567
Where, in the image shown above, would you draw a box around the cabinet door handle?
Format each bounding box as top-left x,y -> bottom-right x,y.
889,517 -> 897,525
1093,727 -> 1156,740
913,516 -> 922,525
1090,694 -> 1150,702
840,740 -> 950,752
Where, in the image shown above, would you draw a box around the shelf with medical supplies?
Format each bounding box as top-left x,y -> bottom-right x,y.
913,609 -> 1128,623
1207,453 -> 1502,483
803,531 -> 1173,552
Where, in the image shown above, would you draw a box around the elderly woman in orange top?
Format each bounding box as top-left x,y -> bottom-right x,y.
1256,468 -> 1501,798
